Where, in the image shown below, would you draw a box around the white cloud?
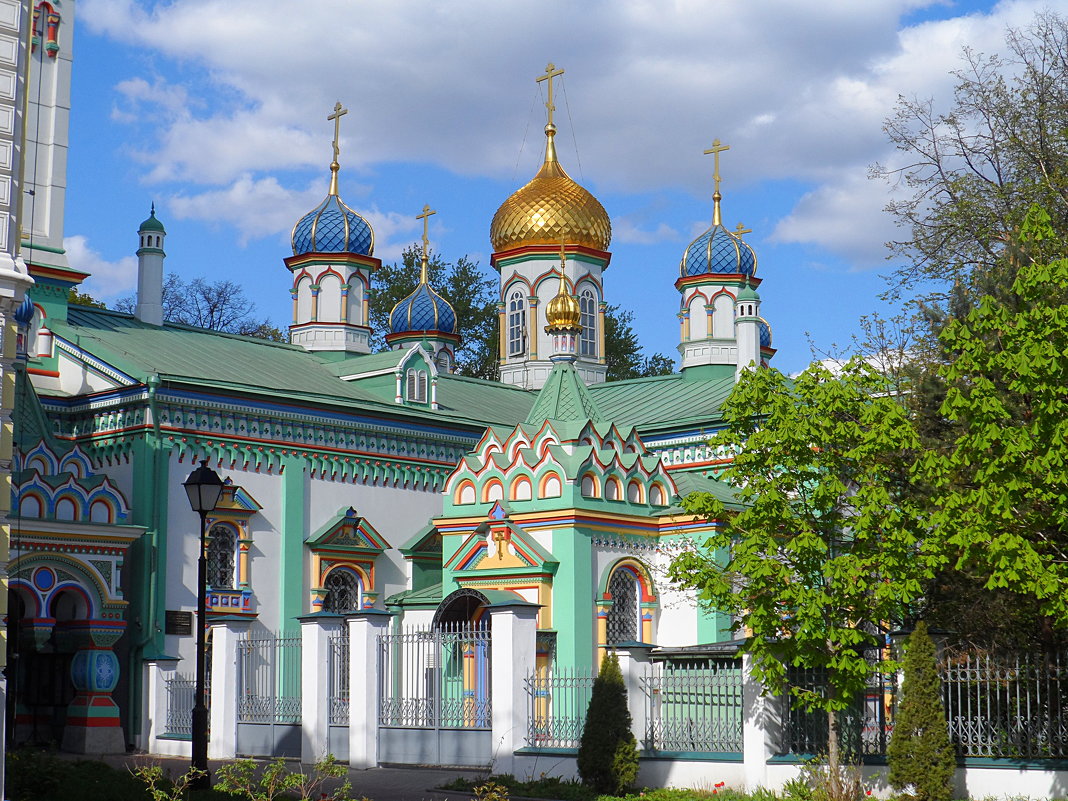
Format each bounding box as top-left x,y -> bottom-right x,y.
613,219 -> 679,246
65,235 -> 137,301
79,0 -> 1054,267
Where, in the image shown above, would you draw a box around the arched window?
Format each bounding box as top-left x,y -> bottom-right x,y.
713,294 -> 734,339
89,500 -> 112,523
483,480 -> 504,503
507,289 -> 526,357
627,481 -> 643,503
606,567 -> 641,645
296,276 -> 313,322
55,497 -> 77,521
347,280 -> 364,325
406,369 -> 428,403
580,474 -> 598,498
19,495 -> 41,517
323,568 -> 362,613
579,288 -> 597,356
207,524 -> 237,589
512,476 -> 532,501
435,349 -> 451,373
456,481 -> 476,505
689,295 -> 708,339
605,477 -> 621,501
541,473 -> 562,498
649,484 -> 666,507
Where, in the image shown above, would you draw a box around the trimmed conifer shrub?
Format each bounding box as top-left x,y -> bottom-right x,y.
888,621 -> 956,801
577,651 -> 639,795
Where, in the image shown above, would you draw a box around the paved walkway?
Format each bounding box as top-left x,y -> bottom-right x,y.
102,753 -> 483,801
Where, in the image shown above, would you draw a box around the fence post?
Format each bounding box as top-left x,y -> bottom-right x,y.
489,600 -> 540,776
208,617 -> 252,760
615,643 -> 654,749
300,613 -> 344,764
742,652 -> 780,790
347,609 -> 394,769
141,656 -> 180,753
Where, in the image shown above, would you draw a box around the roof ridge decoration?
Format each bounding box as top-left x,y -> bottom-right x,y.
524,360 -> 603,426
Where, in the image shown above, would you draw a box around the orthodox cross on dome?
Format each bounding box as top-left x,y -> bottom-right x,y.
735,222 -> 752,236
327,101 -> 348,195
536,62 -> 565,127
416,204 -> 436,284
703,138 -> 730,224
557,238 -> 568,292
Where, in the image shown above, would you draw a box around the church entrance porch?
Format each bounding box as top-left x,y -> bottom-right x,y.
376,622 -> 492,767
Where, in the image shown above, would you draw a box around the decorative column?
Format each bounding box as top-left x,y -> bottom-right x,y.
208,616 -> 253,760
496,302 -> 506,368
597,301 -> 607,363
310,284 -> 320,321
347,609 -> 393,768
489,601 -> 539,777
527,297 -> 539,359
300,613 -> 344,764
62,628 -> 126,754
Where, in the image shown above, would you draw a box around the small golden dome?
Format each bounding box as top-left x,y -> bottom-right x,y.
545,279 -> 582,330
490,124 -> 611,253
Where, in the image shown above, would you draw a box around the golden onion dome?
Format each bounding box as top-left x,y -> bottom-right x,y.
545,273 -> 582,330
490,124 -> 611,253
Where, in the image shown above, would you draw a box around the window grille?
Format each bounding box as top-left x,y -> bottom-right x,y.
323,568 -> 362,613
606,568 -> 640,644
406,369 -> 427,403
207,525 -> 236,589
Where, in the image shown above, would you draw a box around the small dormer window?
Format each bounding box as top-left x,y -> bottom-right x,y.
435,350 -> 451,373
406,368 -> 428,403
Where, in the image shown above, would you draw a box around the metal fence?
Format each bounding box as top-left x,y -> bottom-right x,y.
163,673 -> 196,737
943,651 -> 1068,759
643,659 -> 744,753
328,630 -> 350,726
378,624 -> 492,729
237,632 -> 302,724
524,667 -> 598,748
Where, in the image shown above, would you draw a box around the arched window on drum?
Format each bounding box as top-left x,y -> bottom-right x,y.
507,289 -> 526,357
579,287 -> 597,356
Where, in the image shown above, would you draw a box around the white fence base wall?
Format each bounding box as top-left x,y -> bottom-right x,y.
142,658 -> 192,758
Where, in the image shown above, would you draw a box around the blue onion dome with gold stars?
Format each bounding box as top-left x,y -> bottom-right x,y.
291,138 -> 374,257
389,257 -> 457,336
680,195 -> 756,277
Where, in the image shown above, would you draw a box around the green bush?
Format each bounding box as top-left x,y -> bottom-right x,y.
888,621 -> 955,801
576,652 -> 639,795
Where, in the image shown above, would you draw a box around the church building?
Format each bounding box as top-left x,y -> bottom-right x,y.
6,2 -> 776,760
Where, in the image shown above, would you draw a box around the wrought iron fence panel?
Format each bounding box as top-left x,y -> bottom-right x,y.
785,660 -> 893,757
642,659 -> 744,753
524,667 -> 598,748
377,624 -> 491,730
237,632 -> 302,724
164,673 -> 196,737
941,651 -> 1068,759
328,630 -> 350,726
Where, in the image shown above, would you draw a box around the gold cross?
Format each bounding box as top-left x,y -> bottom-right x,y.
493,529 -> 508,560
417,204 -> 436,258
328,101 -> 348,164
735,223 -> 752,236
536,62 -> 565,127
703,139 -> 730,196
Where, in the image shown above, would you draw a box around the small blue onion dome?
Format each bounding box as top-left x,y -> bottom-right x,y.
759,318 -> 772,348
389,283 -> 456,336
14,295 -> 34,325
681,223 -> 756,277
291,193 -> 374,257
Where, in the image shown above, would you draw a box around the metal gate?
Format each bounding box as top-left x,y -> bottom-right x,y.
235,632 -> 302,757
377,624 -> 492,766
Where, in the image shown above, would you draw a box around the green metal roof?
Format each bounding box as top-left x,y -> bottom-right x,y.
588,372 -> 735,431
525,361 -> 602,425
670,471 -> 745,511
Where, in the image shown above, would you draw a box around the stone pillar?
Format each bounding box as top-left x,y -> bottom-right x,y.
141,656 -> 180,752
742,652 -> 781,789
347,609 -> 393,769
300,613 -> 344,764
615,643 -> 654,749
208,617 -> 252,760
62,647 -> 125,754
489,601 -> 539,776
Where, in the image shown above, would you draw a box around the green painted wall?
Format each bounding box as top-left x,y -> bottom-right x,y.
551,526 -> 594,669
279,455 -> 305,630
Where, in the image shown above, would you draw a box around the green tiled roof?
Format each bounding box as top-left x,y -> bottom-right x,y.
670,471 -> 745,511
588,372 -> 735,431
526,361 -> 602,425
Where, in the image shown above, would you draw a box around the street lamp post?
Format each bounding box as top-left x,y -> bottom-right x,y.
183,459 -> 225,790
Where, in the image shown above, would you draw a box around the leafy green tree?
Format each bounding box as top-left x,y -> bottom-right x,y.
368,245 -> 499,379
669,359 -> 930,780
68,288 -> 106,308
576,651 -> 638,795
917,206 -> 1068,629
876,10 -> 1068,293
604,304 -> 674,380
888,621 -> 955,801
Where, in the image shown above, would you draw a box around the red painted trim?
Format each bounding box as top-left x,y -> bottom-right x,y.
27,367 -> 60,378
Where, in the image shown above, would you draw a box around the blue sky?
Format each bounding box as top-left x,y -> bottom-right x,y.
63,0 -> 1040,375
